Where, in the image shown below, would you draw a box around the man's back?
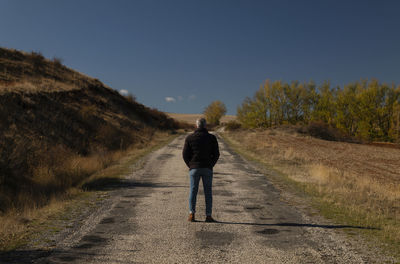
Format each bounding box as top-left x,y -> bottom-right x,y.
182,128 -> 219,170
183,118 -> 219,222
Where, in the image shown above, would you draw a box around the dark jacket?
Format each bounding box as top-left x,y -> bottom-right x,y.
182,128 -> 220,170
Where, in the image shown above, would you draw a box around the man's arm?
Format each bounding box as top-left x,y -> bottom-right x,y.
182,137 -> 192,168
211,135 -> 220,168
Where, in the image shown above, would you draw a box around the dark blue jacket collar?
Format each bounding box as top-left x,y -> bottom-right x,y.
195,127 -> 208,133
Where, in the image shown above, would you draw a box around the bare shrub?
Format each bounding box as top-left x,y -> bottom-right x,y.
225,120 -> 241,131
299,121 -> 351,142
52,57 -> 63,68
125,94 -> 136,103
94,125 -> 135,152
29,51 -> 46,72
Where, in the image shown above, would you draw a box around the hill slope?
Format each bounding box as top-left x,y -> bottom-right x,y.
0,47 -> 180,211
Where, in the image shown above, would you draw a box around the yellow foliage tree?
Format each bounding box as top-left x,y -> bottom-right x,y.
204,100 -> 227,125
237,79 -> 400,142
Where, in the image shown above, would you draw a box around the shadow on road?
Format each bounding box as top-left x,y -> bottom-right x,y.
0,248 -> 141,264
82,177 -> 186,191
213,172 -> 231,175
0,249 -> 52,264
212,221 -> 379,230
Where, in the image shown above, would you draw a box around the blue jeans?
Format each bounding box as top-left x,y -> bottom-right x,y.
189,168 -> 213,216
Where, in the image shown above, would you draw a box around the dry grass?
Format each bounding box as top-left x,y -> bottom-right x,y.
0,47 -> 183,214
0,79 -> 81,94
223,128 -> 400,256
0,124 -> 164,212
0,47 -> 98,93
0,131 -> 176,251
0,191 -> 77,251
228,128 -> 400,184
0,47 -> 184,250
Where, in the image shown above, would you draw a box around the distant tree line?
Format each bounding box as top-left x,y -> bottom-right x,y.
237,79 -> 400,142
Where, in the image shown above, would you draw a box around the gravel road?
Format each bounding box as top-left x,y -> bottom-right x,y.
2,134 -> 387,263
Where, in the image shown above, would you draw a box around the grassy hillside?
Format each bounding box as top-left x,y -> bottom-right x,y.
0,47 -> 181,212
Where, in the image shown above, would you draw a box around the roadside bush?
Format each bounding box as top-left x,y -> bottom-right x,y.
29,51 -> 46,72
95,125 -> 133,151
225,120 -> 242,131
299,121 -> 351,142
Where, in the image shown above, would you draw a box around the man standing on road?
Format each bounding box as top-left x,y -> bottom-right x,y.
183,118 -> 220,222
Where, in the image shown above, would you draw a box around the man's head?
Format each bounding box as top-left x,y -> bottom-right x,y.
196,118 -> 207,129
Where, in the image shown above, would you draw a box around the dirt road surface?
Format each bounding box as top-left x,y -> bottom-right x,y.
1,134 -> 385,263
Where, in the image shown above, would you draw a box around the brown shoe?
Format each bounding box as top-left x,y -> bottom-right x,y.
205,216 -> 217,223
188,213 -> 195,222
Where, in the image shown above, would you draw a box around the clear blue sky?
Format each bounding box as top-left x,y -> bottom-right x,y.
1,0 -> 399,114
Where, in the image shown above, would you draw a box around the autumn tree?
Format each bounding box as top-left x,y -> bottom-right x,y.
302,81 -> 319,123
237,79 -> 400,142
356,81 -> 400,140
391,99 -> 400,141
204,100 -> 227,125
285,81 -> 304,124
325,82 -> 360,136
237,97 -> 261,128
312,81 -> 337,125
237,81 -> 271,128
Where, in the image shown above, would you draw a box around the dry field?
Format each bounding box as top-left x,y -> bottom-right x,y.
223,128 -> 400,255
166,113 -> 236,125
